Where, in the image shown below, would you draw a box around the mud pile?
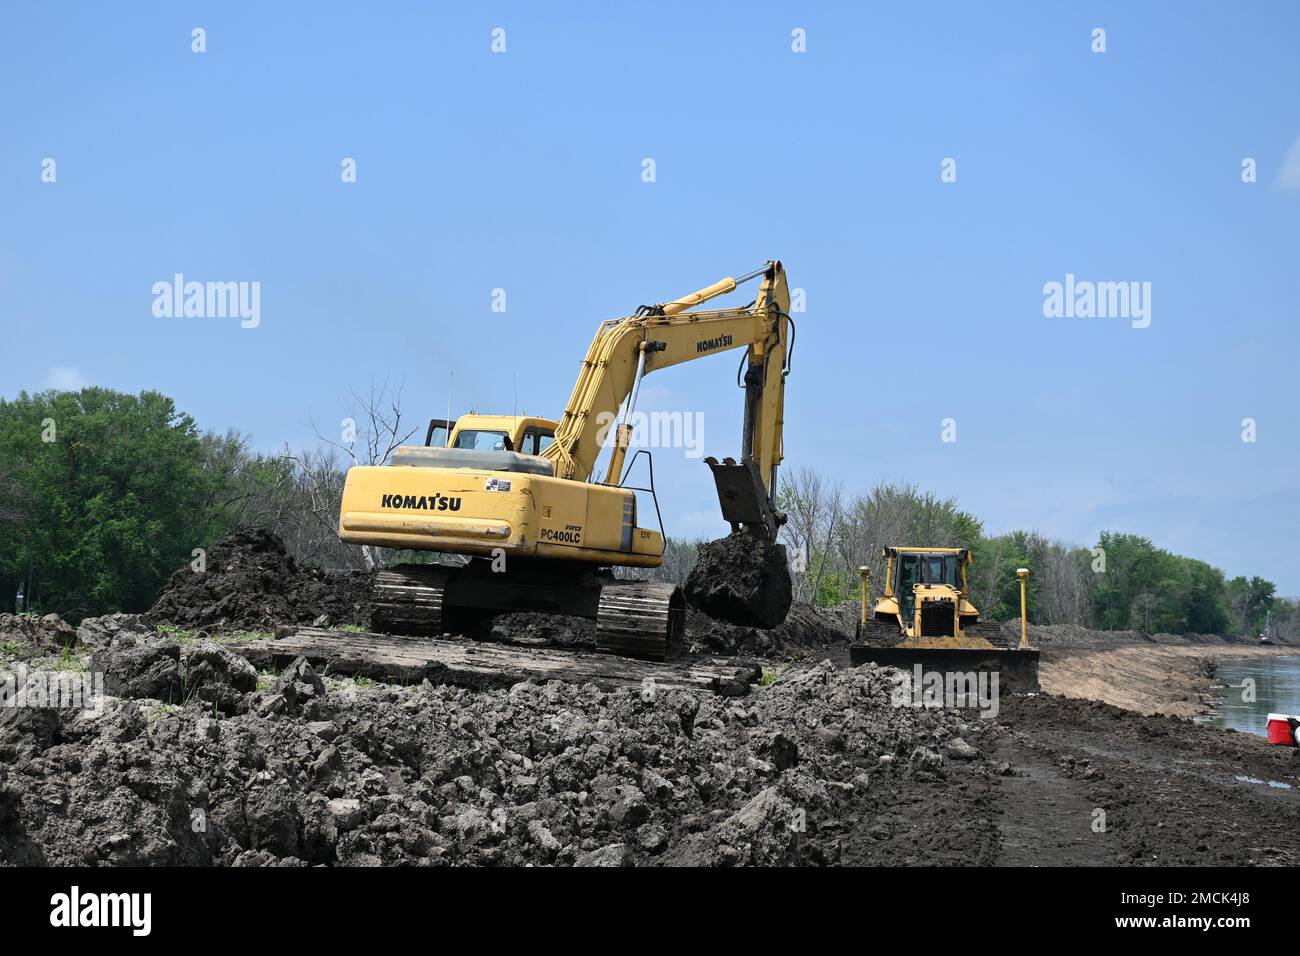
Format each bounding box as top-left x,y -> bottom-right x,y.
0,614 -> 77,656
144,528 -> 372,632
685,532 -> 792,629
685,602 -> 852,658
470,601 -> 851,661
0,626 -> 1003,866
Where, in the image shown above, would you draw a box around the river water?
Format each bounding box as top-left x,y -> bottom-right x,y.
1205,655 -> 1300,737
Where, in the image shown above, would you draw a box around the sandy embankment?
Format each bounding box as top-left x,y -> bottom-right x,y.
1040,645 -> 1297,717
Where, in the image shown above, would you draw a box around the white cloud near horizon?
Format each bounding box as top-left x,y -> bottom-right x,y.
46,366 -> 88,390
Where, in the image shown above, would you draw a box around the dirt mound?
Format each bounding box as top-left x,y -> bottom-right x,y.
468,601 -> 846,661
144,527 -> 372,632
0,653 -> 1005,867
684,532 -> 792,629
686,601 -> 852,658
0,613 -> 77,656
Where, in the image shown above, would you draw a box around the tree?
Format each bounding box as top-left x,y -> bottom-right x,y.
307,380 -> 419,570
0,388 -> 226,622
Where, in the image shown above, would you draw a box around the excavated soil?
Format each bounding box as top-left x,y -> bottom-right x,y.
144,527 -> 372,632
1,642 -> 1004,866
464,602 -> 854,660
685,532 -> 793,629
3,528 -> 1297,867
993,695 -> 1300,866
2,609 -> 1297,867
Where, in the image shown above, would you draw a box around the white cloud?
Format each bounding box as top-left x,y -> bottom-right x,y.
1276,135 -> 1300,194
46,366 -> 88,390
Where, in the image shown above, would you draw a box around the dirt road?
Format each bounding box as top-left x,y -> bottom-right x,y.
992,694 -> 1300,865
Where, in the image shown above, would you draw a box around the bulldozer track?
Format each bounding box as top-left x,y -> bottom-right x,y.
963,622 -> 1020,650
371,564 -> 455,636
596,581 -> 685,662
855,618 -> 904,647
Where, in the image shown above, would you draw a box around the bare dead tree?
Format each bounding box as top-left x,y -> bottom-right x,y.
303,380 -> 421,570
779,467 -> 833,602
311,379 -> 420,470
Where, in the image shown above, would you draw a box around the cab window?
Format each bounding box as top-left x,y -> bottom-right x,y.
521,428 -> 556,456
454,430 -> 513,451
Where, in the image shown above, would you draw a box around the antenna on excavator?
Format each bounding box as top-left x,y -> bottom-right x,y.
444,371 -> 454,447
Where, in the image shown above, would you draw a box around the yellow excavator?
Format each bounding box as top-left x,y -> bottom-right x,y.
849,547 -> 1040,692
337,261 -> 793,661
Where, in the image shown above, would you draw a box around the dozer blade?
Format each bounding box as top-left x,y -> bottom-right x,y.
705,456 -> 778,538
848,645 -> 1041,695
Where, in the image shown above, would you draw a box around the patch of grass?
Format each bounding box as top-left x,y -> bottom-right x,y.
54,644 -> 86,673
351,674 -> 374,689
255,670 -> 277,693
156,624 -> 197,644
147,702 -> 180,722
336,623 -> 367,634
0,639 -> 23,658
758,666 -> 783,688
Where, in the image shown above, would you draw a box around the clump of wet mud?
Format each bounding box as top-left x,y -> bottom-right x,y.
685,602 -> 853,658
685,532 -> 793,629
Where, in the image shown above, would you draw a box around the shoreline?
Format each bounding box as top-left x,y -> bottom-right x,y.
1039,643 -> 1299,719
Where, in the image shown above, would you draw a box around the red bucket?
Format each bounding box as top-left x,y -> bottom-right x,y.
1266,714 -> 1298,746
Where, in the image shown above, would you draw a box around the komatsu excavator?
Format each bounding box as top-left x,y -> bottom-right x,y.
337,261 -> 793,661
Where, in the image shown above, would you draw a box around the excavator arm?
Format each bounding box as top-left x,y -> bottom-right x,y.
541,260 -> 792,536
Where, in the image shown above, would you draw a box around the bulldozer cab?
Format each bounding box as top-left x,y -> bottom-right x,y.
890,548 -> 967,623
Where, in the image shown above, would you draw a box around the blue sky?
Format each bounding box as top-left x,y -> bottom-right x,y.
2,2 -> 1299,591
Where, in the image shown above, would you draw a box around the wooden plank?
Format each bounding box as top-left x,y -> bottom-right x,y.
238,628 -> 761,696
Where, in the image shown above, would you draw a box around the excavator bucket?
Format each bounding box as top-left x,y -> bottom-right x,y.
705,456 -> 778,538
848,643 -> 1041,695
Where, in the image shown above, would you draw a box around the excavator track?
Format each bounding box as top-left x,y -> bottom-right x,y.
371,564 -> 456,636
370,563 -> 686,664
595,581 -> 686,662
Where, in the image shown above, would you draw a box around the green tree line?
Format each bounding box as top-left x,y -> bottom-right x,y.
0,387 -> 1290,636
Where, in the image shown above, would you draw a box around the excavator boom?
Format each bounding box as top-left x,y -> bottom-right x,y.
543,261 -> 790,534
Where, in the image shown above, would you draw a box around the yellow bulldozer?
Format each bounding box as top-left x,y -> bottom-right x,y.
849,547 -> 1040,692
336,261 -> 794,661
